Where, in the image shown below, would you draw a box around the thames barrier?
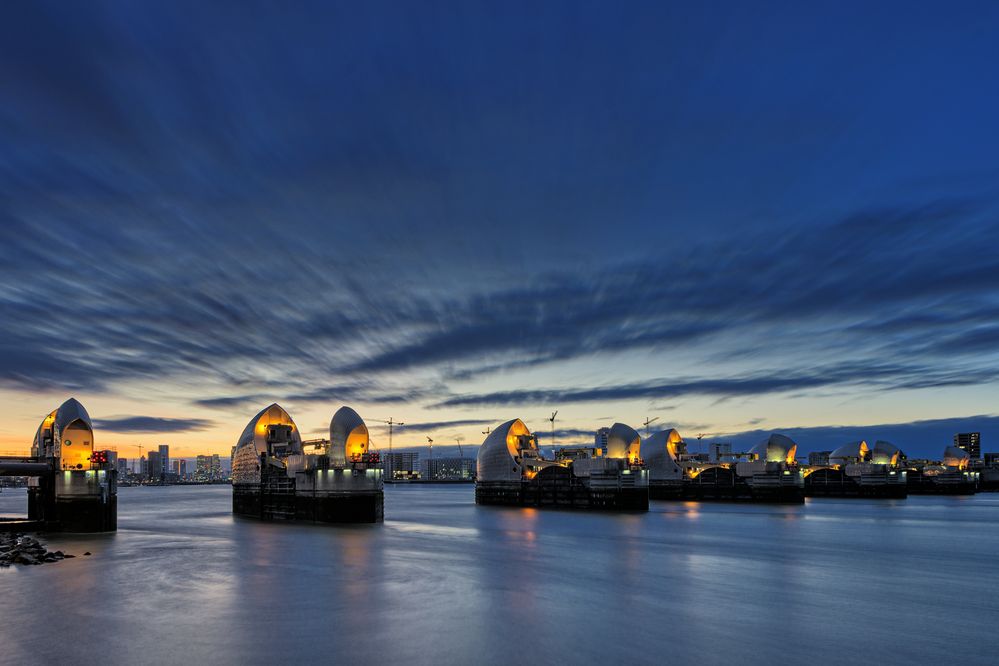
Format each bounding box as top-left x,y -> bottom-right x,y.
231,404 -> 384,523
0,398 -> 116,533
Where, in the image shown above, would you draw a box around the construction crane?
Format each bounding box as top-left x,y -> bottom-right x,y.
549,410 -> 558,450
454,435 -> 464,458
482,426 -> 491,436
426,436 -> 433,461
372,418 -> 405,454
643,416 -> 660,437
131,444 -> 144,475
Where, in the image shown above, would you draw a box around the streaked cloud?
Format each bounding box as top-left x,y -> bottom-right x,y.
94,416 -> 215,433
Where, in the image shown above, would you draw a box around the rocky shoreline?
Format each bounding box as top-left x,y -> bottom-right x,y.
0,533 -> 85,567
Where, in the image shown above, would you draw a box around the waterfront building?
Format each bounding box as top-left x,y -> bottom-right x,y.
475,419 -> 648,510
117,457 -> 129,478
423,456 -> 475,481
179,459 -> 187,478
953,432 -> 981,459
981,452 -> 999,491
594,427 -> 609,453
808,451 -> 831,466
708,442 -> 732,462
147,450 -> 162,482
159,445 -> 170,478
231,404 -> 383,523
195,455 -> 210,479
211,454 -> 221,478
384,452 -> 420,481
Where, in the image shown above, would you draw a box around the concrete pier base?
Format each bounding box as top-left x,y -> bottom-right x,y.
476,475 -> 649,511
23,469 -> 117,532
234,467 -> 384,524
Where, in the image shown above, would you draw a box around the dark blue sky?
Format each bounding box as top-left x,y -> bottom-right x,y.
2,1 -> 998,456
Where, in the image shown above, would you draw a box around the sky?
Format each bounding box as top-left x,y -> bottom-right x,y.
1,1 -> 998,460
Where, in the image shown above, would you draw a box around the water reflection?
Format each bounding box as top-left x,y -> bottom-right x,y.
1,486 -> 997,665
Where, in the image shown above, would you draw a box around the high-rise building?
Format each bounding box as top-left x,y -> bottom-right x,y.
179,459 -> 187,478
211,454 -> 221,478
594,427 -> 609,453
195,455 -> 211,480
158,444 -> 170,477
147,451 -> 162,481
954,433 -> 981,459
117,457 -> 129,477
172,460 -> 181,475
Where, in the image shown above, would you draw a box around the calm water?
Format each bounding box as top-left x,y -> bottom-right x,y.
1,485 -> 997,665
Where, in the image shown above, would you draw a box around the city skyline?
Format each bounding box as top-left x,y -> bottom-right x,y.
3,1 -> 999,459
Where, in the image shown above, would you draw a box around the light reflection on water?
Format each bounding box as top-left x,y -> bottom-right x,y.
1,485 -> 998,665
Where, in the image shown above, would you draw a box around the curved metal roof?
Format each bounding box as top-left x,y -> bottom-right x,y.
871,440 -> 902,465
639,428 -> 684,480
33,397 -> 93,453
605,422 -> 641,460
329,405 -> 368,464
943,445 -> 970,468
234,403 -> 303,456
749,433 -> 798,464
829,440 -> 869,464
330,406 -> 365,437
476,418 -> 535,482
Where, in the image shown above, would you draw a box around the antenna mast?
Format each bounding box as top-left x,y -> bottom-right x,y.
549,410 -> 558,451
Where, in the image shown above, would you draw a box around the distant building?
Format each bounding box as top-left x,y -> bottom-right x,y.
159,444 -> 170,476
594,427 -> 610,454
709,442 -> 732,462
954,432 -> 981,459
423,456 -> 475,481
179,459 -> 187,478
985,452 -> 999,466
195,455 -> 212,480
117,457 -> 129,477
809,451 -> 831,466
147,450 -> 162,481
384,452 -> 420,480
211,454 -> 221,478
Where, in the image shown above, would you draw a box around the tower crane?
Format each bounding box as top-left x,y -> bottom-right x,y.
549,410 -> 558,450
132,444 -> 145,475
371,418 -> 405,454
454,435 -> 464,458
643,416 -> 660,437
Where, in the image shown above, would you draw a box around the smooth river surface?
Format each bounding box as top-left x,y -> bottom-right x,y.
1,485 -> 998,665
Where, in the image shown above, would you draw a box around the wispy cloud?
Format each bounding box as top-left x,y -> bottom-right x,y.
433,361 -> 999,408
2,1 -> 999,429
94,416 -> 215,434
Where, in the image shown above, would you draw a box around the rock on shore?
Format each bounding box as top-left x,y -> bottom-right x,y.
0,533 -> 74,567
